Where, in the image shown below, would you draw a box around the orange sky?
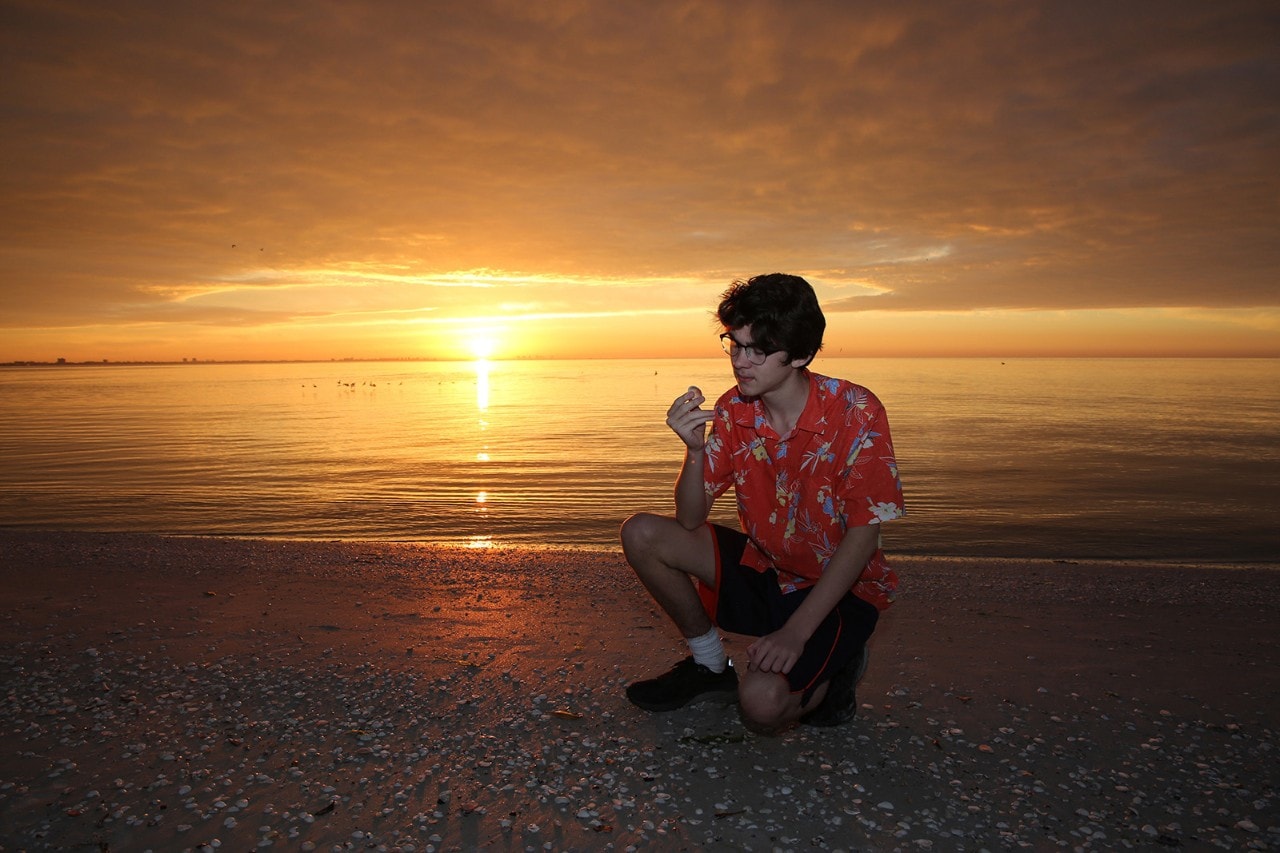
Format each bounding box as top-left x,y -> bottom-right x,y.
2,1 -> 1277,362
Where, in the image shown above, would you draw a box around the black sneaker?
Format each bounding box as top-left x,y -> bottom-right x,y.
801,644 -> 870,727
626,656 -> 739,712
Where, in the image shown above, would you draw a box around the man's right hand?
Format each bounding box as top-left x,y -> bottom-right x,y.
666,386 -> 714,451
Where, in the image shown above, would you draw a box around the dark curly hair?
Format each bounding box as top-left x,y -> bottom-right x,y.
716,273 -> 825,365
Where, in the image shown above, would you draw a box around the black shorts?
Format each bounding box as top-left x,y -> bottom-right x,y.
699,524 -> 879,701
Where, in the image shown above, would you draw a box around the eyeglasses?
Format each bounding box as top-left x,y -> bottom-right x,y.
719,333 -> 776,365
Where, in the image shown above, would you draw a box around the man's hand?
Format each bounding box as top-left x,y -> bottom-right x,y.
746,627 -> 806,675
666,386 -> 714,451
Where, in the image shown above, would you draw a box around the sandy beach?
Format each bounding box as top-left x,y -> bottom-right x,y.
0,531 -> 1276,852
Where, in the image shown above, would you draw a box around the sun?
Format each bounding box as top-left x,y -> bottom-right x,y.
469,332 -> 497,360
452,321 -> 525,360
457,323 -> 501,360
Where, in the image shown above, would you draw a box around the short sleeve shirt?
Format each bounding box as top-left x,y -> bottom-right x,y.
703,370 -> 905,610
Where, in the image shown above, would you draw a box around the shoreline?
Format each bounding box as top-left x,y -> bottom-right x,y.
1,530 -> 1277,851
7,526 -> 1278,571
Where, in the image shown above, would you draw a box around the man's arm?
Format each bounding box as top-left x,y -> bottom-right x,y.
667,386 -> 716,530
745,523 -> 881,674
674,447 -> 713,529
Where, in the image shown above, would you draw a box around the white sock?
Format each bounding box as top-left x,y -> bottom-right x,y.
687,627 -> 727,673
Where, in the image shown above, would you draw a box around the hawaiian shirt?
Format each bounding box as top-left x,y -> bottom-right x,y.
703,370 -> 905,610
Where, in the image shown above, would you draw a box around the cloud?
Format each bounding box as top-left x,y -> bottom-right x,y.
1,0 -> 1276,352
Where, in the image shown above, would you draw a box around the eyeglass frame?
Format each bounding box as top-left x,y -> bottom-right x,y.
719,332 -> 779,365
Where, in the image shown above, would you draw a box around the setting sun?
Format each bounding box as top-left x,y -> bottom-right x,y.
467,330 -> 498,360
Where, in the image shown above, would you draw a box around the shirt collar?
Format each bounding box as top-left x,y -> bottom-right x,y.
733,370 -> 827,437
794,370 -> 829,436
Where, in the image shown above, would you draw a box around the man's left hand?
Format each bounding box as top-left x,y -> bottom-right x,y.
746,628 -> 805,674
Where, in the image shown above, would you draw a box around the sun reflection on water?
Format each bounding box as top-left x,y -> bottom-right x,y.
475,359 -> 490,412
473,359 -> 494,543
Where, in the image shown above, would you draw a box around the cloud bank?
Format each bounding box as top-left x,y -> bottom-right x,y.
1,0 -> 1276,356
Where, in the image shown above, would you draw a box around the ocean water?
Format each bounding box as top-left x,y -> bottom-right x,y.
1,358 -> 1277,564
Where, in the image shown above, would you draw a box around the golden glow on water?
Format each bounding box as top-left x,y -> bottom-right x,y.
472,361 -> 493,527
1,358 -> 1276,560
474,360 -> 493,488
475,360 -> 490,412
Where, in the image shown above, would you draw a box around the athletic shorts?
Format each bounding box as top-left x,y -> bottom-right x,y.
699,524 -> 879,702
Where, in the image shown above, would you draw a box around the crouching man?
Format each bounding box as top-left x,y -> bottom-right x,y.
621,273 -> 905,734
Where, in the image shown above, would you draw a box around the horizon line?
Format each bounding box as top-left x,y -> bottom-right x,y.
6,353 -> 1279,368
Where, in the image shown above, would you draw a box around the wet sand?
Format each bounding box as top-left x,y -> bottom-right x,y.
0,530 -> 1277,851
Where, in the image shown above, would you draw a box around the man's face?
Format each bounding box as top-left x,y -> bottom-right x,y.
723,325 -> 805,396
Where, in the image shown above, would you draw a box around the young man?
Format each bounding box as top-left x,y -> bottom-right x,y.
620,273 -> 904,734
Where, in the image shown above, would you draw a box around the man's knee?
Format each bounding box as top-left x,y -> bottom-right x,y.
619,512 -> 662,555
621,514 -> 716,591
619,511 -> 658,541
622,512 -> 655,550
737,672 -> 794,735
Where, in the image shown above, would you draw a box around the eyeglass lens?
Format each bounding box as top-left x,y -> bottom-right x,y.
720,334 -> 768,364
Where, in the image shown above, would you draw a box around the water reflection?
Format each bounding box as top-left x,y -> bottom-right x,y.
475,359 -> 491,457
473,359 -> 493,542
475,359 -> 490,412
5,358 -> 1275,559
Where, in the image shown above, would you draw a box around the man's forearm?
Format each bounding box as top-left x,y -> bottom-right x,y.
674,448 -> 710,529
782,524 -> 880,642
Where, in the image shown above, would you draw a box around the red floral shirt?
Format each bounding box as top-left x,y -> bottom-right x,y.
703,370 -> 905,610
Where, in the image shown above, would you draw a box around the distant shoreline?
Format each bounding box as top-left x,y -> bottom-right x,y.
5,354 -> 1279,368
2,356 -> 522,367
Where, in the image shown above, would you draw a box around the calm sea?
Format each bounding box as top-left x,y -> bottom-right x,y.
1,358 -> 1277,564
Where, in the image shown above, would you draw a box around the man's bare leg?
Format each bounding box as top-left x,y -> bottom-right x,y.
621,512 -> 835,731
620,512 -> 717,638
620,513 -> 739,712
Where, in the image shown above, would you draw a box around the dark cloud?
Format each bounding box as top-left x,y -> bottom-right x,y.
1,0 -> 1276,338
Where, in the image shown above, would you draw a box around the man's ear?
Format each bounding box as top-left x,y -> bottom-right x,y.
788,352 -> 815,369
